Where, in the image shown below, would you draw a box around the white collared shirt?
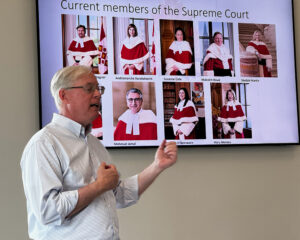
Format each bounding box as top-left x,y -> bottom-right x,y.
21,113 -> 139,240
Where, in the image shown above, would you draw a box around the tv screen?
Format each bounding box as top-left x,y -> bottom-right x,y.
37,0 -> 299,147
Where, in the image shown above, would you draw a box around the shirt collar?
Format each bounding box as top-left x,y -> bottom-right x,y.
52,113 -> 92,138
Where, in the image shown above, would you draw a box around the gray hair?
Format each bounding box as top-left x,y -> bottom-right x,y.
50,65 -> 92,110
126,88 -> 143,99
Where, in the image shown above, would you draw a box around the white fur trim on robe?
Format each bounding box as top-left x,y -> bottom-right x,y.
203,43 -> 233,69
118,109 -> 157,136
120,36 -> 150,67
246,41 -> 272,69
165,41 -> 192,75
91,127 -> 103,137
177,123 -> 196,140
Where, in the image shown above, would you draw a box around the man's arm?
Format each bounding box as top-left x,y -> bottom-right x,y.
138,140 -> 177,196
67,162 -> 119,218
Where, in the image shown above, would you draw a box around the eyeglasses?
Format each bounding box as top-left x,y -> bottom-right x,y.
127,98 -> 142,103
65,84 -> 105,94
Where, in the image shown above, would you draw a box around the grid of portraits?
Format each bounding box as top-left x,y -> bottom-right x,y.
62,14 -> 277,145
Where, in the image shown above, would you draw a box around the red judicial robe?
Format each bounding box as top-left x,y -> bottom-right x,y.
91,113 -> 103,138
218,101 -> 246,139
120,36 -> 150,75
246,41 -> 272,77
165,41 -> 193,75
170,100 -> 198,140
67,36 -> 99,66
203,43 -> 233,77
114,109 -> 157,141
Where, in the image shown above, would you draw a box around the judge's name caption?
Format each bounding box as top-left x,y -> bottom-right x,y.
177,141 -> 194,145
202,78 -> 221,82
241,79 -> 259,83
115,76 -> 153,81
114,142 -> 137,146
164,77 -> 183,81
214,140 -> 232,145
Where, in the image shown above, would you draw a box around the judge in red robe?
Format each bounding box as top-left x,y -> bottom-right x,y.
91,112 -> 103,138
120,24 -> 150,75
165,27 -> 193,75
246,30 -> 272,77
114,88 -> 157,141
218,89 -> 246,139
170,88 -> 198,140
203,32 -> 234,77
67,25 -> 99,67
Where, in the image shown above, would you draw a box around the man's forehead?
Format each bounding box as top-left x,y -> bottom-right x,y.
75,74 -> 97,84
127,92 -> 141,97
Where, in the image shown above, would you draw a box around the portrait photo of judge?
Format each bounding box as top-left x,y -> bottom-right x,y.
199,22 -> 235,77
163,82 -> 206,140
113,18 -> 156,75
239,23 -> 277,77
160,20 -> 195,76
211,83 -> 252,139
62,15 -> 108,74
113,82 -> 157,140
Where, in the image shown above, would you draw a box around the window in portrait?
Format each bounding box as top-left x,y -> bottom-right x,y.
113,18 -> 155,75
62,14 -> 108,74
112,82 -> 157,141
239,23 -> 277,77
163,82 -> 206,140
211,83 -> 252,139
160,20 -> 195,76
199,22 -> 235,77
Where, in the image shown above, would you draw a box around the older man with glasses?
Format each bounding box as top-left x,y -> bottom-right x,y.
20,66 -> 177,240
114,88 -> 158,141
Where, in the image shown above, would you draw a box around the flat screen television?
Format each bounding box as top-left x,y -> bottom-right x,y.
37,0 -> 299,147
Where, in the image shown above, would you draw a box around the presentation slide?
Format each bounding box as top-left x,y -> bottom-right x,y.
37,0 -> 299,147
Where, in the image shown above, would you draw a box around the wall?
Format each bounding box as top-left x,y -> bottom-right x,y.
0,0 -> 300,239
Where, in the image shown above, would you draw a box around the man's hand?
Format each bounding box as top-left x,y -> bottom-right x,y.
95,162 -> 119,193
138,140 -> 177,196
154,140 -> 177,173
67,162 -> 119,218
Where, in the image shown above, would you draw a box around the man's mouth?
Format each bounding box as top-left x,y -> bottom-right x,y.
90,103 -> 99,108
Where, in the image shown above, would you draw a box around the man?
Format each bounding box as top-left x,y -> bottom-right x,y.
114,88 -> 157,140
20,66 -> 177,240
67,25 -> 99,67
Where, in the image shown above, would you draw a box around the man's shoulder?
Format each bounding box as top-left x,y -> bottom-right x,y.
140,110 -> 157,124
23,124 -> 57,149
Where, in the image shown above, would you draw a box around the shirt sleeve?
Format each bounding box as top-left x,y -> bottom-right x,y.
21,138 -> 78,226
113,175 -> 139,209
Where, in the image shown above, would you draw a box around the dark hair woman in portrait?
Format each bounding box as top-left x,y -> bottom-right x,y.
170,88 -> 198,139
165,27 -> 193,75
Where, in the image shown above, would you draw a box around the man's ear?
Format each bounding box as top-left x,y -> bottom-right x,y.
59,88 -> 68,104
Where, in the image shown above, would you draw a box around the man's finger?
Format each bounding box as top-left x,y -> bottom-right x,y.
158,139 -> 166,150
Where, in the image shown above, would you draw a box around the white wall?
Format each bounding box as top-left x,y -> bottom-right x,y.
1,1 -> 300,239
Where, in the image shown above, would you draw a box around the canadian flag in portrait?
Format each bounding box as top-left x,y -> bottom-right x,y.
98,18 -> 108,74
150,21 -> 156,75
